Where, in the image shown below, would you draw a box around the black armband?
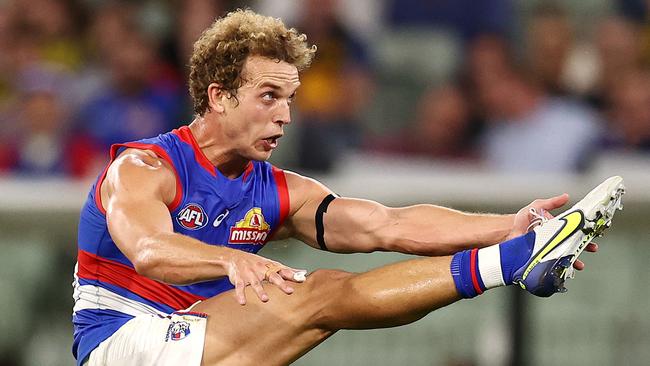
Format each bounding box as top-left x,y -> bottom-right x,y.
315,193 -> 337,251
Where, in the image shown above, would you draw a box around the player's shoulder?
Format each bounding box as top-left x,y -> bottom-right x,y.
282,170 -> 325,191
281,169 -> 332,212
108,148 -> 177,190
112,148 -> 167,171
101,147 -> 178,206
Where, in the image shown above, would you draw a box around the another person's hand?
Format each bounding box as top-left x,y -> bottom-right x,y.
224,251 -> 307,305
510,194 -> 598,270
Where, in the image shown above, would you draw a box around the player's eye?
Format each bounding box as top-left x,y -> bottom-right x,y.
261,92 -> 275,101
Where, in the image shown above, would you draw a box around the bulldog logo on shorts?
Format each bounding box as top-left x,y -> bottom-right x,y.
166,321 -> 191,342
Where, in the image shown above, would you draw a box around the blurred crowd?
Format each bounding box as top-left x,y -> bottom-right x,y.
1,0 -> 650,178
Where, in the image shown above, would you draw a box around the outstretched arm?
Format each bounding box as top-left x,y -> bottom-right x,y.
275,171 -> 569,256
103,149 -> 304,304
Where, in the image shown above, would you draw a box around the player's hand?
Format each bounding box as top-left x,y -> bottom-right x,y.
510,193 -> 598,270
573,242 -> 598,270
509,193 -> 569,239
224,251 -> 307,305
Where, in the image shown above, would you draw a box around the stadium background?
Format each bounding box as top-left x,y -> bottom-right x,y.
0,0 -> 649,365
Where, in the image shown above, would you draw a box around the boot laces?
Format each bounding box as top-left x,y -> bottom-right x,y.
526,208 -> 548,232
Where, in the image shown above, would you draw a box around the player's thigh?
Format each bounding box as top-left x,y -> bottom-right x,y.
194,269 -> 354,366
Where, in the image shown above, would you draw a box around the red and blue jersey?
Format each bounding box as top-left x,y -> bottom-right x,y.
71,126 -> 290,364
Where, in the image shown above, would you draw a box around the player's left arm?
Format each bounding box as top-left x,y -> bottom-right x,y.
273,171 -> 569,256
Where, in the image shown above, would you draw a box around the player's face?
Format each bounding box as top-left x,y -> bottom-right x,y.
222,56 -> 300,161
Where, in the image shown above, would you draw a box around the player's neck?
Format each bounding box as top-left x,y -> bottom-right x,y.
188,118 -> 250,179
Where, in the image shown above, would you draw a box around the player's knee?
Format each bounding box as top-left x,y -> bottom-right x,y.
301,269 -> 357,329
306,269 -> 353,284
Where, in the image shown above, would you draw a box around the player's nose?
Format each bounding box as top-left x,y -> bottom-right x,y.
273,99 -> 291,125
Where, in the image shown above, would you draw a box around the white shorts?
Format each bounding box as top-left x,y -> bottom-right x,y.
85,312 -> 207,366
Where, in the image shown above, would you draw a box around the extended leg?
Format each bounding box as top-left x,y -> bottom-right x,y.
194,256 -> 459,366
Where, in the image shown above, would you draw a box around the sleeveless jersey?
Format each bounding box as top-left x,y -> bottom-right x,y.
71,126 -> 290,364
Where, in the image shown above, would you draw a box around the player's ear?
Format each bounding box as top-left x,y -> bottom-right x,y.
207,83 -> 227,113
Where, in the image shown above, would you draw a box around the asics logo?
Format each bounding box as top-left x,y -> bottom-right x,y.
213,209 -> 229,227
522,210 -> 584,279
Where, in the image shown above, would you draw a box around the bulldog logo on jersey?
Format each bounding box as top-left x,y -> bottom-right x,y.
177,203 -> 208,230
229,207 -> 271,244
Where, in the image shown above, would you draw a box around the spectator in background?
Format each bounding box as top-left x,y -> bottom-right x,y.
385,0 -> 513,43
0,1 -> 14,102
605,69 -> 650,150
0,2 -> 18,171
0,0 -> 103,177
366,84 -> 478,160
162,0 -> 225,118
11,0 -> 85,71
588,17 -> 643,110
75,21 -> 184,154
72,1 -> 141,111
525,2 -> 574,96
617,0 -> 648,23
86,1 -> 135,65
477,67 -> 602,173
463,33 -> 515,101
7,64 -> 97,177
173,0 -> 225,71
11,65 -> 71,176
638,0 -> 650,67
293,0 -> 374,172
464,11 -> 603,173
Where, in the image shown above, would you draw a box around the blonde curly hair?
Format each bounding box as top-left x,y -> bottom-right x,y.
189,9 -> 316,116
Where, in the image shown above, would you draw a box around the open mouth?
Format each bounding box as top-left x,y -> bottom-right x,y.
261,133 -> 283,149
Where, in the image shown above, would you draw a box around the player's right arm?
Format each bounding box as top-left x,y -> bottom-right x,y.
103,149 -> 303,304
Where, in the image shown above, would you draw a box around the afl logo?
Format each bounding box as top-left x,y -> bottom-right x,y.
177,203 -> 208,230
